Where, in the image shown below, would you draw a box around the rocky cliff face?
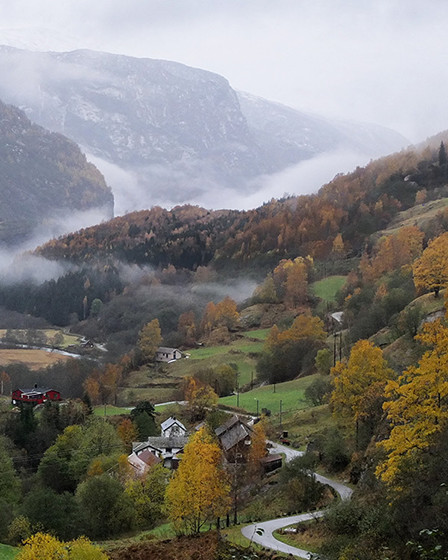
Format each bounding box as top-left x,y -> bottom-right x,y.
0,99 -> 113,246
0,46 -> 407,212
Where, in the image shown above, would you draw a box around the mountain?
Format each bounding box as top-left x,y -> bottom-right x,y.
0,46 -> 407,213
36,130 -> 448,271
0,100 -> 113,246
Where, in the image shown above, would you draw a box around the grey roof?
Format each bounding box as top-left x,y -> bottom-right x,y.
157,347 -> 180,354
215,415 -> 252,451
133,436 -> 189,453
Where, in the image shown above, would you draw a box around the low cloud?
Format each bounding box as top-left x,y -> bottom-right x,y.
0,251 -> 73,285
88,148 -> 372,214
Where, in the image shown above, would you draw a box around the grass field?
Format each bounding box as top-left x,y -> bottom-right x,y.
377,197 -> 448,237
0,349 -> 73,370
311,276 -> 347,304
0,329 -> 80,349
93,405 -> 132,416
0,543 -> 18,559
168,335 -> 265,390
219,375 -> 316,417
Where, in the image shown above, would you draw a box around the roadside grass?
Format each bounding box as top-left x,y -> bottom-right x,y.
0,543 -> 18,559
93,405 -> 131,416
273,518 -> 327,555
278,404 -> 334,449
219,375 -> 316,417
221,523 -> 261,550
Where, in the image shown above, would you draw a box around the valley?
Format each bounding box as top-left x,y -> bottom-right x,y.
1,30 -> 448,559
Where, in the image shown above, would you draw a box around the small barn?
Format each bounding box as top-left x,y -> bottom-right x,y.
215,415 -> 253,463
156,347 -> 182,362
12,385 -> 61,406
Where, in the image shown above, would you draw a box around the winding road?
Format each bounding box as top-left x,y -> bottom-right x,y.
241,442 -> 353,558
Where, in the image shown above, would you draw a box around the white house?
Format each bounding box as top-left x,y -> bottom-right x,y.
129,416 -> 189,471
161,416 -> 187,438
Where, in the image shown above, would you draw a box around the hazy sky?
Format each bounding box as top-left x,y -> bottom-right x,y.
1,0 -> 447,143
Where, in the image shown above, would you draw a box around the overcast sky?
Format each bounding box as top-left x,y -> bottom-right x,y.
0,0 -> 447,143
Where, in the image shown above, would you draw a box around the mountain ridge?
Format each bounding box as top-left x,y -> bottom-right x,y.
0,46 -> 408,213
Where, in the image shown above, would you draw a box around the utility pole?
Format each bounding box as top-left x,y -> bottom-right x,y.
333,332 -> 337,366
279,399 -> 283,428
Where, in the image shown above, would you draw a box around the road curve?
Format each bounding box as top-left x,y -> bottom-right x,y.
241,442 -> 353,558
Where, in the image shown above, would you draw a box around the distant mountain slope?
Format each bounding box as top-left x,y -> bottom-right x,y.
0,46 -> 407,213
37,131 -> 448,270
0,100 -> 113,246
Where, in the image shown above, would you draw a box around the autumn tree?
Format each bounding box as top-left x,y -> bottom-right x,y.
184,376 -> 219,421
100,363 -> 122,405
200,301 -> 217,335
83,376 -> 100,405
215,296 -> 240,330
258,314 -> 327,384
272,257 -> 313,308
17,533 -> 109,560
177,310 -> 197,345
413,232 -> 448,297
247,420 -> 267,479
332,233 -> 345,257
252,273 -> 278,304
165,427 -> 230,534
376,318 -> 448,489
117,418 -> 138,451
331,339 -> 394,447
137,318 -> 162,362
194,365 -> 237,397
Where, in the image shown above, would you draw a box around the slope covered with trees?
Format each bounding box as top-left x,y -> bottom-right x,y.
37,133 -> 448,269
0,100 -> 113,245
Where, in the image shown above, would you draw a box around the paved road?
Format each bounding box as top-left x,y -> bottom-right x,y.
241,442 -> 353,558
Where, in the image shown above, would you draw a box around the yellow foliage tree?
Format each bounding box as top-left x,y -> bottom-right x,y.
165,427 -> 230,533
376,318 -> 448,488
137,318 -> 162,362
279,313 -> 326,344
17,533 -> 109,559
184,376 -> 219,421
413,231 -> 448,297
331,340 -> 394,442
215,296 -> 240,329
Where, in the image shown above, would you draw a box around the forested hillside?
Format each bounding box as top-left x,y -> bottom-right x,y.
0,101 -> 113,245
3,131 -> 448,560
37,131 -> 448,268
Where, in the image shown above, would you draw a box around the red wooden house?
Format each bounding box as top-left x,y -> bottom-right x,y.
12,385 -> 61,406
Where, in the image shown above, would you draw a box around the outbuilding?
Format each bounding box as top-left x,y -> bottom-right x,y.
12,385 -> 61,406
